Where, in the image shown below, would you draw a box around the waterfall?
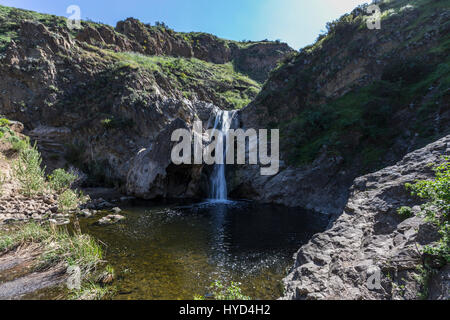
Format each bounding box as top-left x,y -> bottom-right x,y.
209,110 -> 235,201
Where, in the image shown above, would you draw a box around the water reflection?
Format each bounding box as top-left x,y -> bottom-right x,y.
80,200 -> 329,300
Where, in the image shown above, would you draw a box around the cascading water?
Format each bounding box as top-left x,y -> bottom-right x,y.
209,110 -> 235,201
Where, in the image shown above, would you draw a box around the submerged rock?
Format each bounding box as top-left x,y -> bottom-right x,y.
97,215 -> 125,226
111,207 -> 122,214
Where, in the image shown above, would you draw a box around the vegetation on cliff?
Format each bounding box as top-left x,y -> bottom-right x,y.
0,119 -> 86,212
110,51 -> 261,109
0,119 -> 115,300
404,159 -> 450,261
397,158 -> 449,298
246,0 -> 449,172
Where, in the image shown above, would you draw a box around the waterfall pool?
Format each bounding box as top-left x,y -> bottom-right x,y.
77,200 -> 329,300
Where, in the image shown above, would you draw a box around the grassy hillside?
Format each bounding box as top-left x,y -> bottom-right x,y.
246,0 -> 450,170
110,52 -> 261,109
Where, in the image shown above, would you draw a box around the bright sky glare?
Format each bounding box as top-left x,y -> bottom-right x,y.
0,0 -> 370,50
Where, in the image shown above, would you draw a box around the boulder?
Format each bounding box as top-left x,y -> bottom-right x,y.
126,118 -> 204,199
283,135 -> 450,300
111,207 -> 122,214
97,215 -> 125,226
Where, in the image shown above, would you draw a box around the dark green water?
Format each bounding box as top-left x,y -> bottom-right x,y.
79,200 -> 328,300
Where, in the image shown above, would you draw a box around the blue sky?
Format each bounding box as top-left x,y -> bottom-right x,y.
0,0 -> 369,50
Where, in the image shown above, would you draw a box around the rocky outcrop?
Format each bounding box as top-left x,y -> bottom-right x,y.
113,18 -> 294,82
283,135 -> 450,300
232,0 -> 449,210
229,150 -> 356,215
0,5 -> 291,194
126,118 -> 204,199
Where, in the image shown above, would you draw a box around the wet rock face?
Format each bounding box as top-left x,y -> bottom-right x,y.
283,135 -> 450,300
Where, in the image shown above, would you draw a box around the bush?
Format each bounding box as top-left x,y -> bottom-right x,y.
405,158 -> 449,262
12,143 -> 46,197
48,168 -> 77,194
58,189 -> 82,213
397,206 -> 414,219
8,135 -> 30,153
0,118 -> 10,127
198,281 -> 251,300
382,58 -> 431,85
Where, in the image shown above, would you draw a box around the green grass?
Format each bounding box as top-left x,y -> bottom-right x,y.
110,52 -> 261,109
406,160 -> 450,262
0,223 -> 50,252
69,282 -> 116,300
0,222 -> 115,300
40,227 -> 103,274
195,281 -> 251,300
0,5 -> 68,51
281,52 -> 449,168
0,222 -> 104,277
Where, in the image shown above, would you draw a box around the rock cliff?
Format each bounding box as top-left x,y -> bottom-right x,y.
232,0 -> 449,214
283,134 -> 449,300
0,5 -> 293,195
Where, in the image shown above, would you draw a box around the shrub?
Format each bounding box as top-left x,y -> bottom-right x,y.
58,189 -> 82,213
405,158 -> 449,262
0,118 -> 10,127
207,281 -> 250,300
382,58 -> 431,85
48,168 -> 77,194
397,206 -> 414,219
12,143 -> 46,197
8,135 -> 30,153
